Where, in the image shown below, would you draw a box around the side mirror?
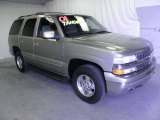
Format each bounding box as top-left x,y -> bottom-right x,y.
43,31 -> 60,40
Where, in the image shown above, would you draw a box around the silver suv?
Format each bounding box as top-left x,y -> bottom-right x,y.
8,12 -> 156,104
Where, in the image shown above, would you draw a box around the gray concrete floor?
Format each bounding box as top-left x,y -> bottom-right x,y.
0,58 -> 160,120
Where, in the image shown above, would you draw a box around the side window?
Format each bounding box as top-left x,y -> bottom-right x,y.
9,19 -> 23,35
37,17 -> 57,38
22,19 -> 37,37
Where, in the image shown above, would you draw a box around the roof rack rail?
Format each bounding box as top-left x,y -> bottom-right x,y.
18,12 -> 66,19
36,12 -> 65,15
18,14 -> 36,19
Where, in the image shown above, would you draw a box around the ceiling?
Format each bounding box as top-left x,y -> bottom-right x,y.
0,0 -> 52,5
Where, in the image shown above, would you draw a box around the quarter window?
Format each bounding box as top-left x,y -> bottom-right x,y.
9,19 -> 23,35
22,19 -> 37,37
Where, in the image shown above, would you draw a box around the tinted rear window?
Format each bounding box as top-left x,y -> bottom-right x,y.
9,19 -> 23,35
22,19 -> 37,37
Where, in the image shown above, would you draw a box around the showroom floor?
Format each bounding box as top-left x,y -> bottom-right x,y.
0,58 -> 160,120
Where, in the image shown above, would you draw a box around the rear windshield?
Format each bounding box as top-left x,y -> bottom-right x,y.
9,19 -> 23,35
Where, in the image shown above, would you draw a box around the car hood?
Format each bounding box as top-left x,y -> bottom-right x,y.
73,33 -> 153,52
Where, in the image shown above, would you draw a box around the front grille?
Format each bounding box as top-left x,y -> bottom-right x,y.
135,49 -> 153,71
136,57 -> 152,71
136,49 -> 152,60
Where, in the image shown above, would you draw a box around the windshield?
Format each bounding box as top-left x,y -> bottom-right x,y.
57,15 -> 108,37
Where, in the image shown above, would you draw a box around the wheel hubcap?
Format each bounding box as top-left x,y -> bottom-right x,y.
16,56 -> 23,69
77,74 -> 95,97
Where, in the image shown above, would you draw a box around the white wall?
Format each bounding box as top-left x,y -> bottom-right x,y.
45,0 -> 140,37
0,1 -> 44,59
135,0 -> 160,7
136,5 -> 160,63
135,0 -> 160,63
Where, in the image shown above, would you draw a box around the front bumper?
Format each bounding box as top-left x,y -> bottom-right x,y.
104,57 -> 156,95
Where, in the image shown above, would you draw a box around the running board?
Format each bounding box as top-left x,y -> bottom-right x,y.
29,64 -> 70,83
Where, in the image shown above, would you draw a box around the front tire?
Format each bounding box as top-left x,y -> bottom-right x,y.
15,52 -> 28,72
72,64 -> 105,104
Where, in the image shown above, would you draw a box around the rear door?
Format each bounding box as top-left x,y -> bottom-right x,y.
19,18 -> 37,63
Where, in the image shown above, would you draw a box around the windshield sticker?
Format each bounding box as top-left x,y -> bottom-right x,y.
59,16 -> 79,26
59,16 -> 68,22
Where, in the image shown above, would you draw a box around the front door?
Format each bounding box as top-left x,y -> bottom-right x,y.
34,17 -> 63,74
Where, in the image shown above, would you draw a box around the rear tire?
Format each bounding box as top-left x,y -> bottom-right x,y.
15,52 -> 28,72
72,64 -> 105,104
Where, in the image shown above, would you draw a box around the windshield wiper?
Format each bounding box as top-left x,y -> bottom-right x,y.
85,31 -> 110,35
71,31 -> 110,37
95,31 -> 110,34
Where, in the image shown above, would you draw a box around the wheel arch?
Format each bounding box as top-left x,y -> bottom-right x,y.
68,58 -> 104,79
12,46 -> 21,55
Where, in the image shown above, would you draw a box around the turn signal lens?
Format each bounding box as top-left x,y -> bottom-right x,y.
113,67 -> 137,75
113,69 -> 124,75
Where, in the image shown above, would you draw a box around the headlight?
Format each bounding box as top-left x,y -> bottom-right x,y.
113,55 -> 137,64
113,55 -> 137,75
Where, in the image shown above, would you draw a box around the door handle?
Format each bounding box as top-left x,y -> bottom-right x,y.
20,39 -> 23,43
34,41 -> 39,46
